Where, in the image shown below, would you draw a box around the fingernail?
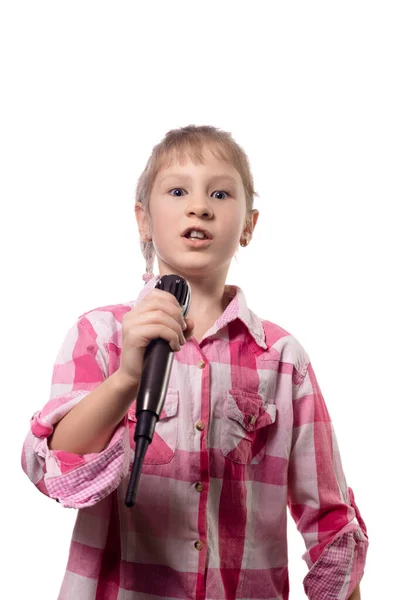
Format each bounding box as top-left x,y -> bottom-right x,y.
182,321 -> 187,330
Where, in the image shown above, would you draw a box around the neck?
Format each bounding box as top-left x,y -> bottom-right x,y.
187,285 -> 227,319
157,266 -> 228,318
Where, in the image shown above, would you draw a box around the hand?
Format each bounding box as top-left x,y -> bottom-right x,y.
348,584 -> 361,600
117,289 -> 194,385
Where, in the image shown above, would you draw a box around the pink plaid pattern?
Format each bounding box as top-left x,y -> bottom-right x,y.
21,275 -> 369,599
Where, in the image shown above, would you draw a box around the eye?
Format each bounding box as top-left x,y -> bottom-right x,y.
169,188 -> 186,197
168,188 -> 230,199
211,190 -> 230,200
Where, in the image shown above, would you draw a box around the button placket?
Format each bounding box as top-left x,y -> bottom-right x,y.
192,355 -> 208,560
194,356 -> 207,433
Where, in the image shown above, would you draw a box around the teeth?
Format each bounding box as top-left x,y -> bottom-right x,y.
188,230 -> 206,239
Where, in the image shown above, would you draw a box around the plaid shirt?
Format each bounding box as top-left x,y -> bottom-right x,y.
21,275 -> 368,599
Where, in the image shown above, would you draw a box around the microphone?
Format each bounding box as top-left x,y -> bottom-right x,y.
125,274 -> 191,507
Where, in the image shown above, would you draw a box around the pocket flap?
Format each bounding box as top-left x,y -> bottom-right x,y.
128,389 -> 179,422
227,389 -> 276,432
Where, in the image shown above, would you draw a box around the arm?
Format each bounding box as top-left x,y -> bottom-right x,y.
48,368 -> 139,454
21,313 -> 137,508
288,361 -> 368,600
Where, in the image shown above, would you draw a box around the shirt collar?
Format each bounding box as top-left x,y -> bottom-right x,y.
137,275 -> 268,350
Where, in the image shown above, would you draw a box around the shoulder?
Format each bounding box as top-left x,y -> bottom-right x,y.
253,311 -> 310,380
77,299 -> 137,341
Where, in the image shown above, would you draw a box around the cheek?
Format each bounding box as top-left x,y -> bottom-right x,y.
152,204 -> 177,231
152,214 -> 183,252
221,214 -> 243,238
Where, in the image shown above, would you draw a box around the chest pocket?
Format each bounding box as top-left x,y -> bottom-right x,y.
127,389 -> 179,465
221,389 -> 276,464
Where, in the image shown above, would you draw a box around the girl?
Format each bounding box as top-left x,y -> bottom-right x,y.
22,125 -> 368,600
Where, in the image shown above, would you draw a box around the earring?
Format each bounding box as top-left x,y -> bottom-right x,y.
240,236 -> 249,247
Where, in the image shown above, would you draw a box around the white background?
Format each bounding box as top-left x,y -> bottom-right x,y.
1,2 -> 399,598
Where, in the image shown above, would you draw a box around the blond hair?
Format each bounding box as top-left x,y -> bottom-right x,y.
135,124 -> 258,276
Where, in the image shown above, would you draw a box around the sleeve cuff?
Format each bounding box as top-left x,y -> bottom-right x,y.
43,418 -> 131,508
303,523 -> 369,600
29,392 -> 131,508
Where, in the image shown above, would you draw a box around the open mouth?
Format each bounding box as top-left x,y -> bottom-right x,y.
183,231 -> 210,240
182,235 -> 212,246
183,232 -> 210,240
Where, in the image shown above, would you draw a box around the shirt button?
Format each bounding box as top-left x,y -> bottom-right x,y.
195,482 -> 204,492
197,360 -> 206,369
248,415 -> 256,426
195,420 -> 205,431
194,540 -> 204,551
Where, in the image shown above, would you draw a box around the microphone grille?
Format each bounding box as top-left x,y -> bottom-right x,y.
155,274 -> 191,317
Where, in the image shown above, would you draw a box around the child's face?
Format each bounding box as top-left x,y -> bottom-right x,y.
137,146 -> 257,282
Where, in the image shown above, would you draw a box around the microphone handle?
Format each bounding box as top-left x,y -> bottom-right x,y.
125,339 -> 174,507
136,338 -> 175,416
125,274 -> 191,508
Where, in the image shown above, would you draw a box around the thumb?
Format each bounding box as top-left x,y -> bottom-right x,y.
183,317 -> 195,339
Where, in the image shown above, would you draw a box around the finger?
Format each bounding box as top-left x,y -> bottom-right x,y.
144,293 -> 186,324
183,318 -> 195,338
137,324 -> 183,352
148,289 -> 183,309
140,292 -> 188,335
140,311 -> 187,346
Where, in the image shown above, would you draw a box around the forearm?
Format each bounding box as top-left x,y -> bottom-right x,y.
48,370 -> 139,454
348,583 -> 361,600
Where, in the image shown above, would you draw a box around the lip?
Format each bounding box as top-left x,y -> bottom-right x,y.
182,236 -> 212,248
181,226 -> 213,240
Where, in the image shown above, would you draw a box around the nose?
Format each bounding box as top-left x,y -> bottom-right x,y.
184,195 -> 214,219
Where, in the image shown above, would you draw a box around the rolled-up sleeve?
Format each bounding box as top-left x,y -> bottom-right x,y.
288,361 -> 369,600
21,313 -> 131,509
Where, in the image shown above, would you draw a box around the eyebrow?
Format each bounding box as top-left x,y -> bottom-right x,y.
159,173 -> 238,187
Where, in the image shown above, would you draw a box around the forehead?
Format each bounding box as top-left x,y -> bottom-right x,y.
155,145 -> 241,184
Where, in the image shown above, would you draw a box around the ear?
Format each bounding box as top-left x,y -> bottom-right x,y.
135,202 -> 151,240
242,209 -> 259,239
